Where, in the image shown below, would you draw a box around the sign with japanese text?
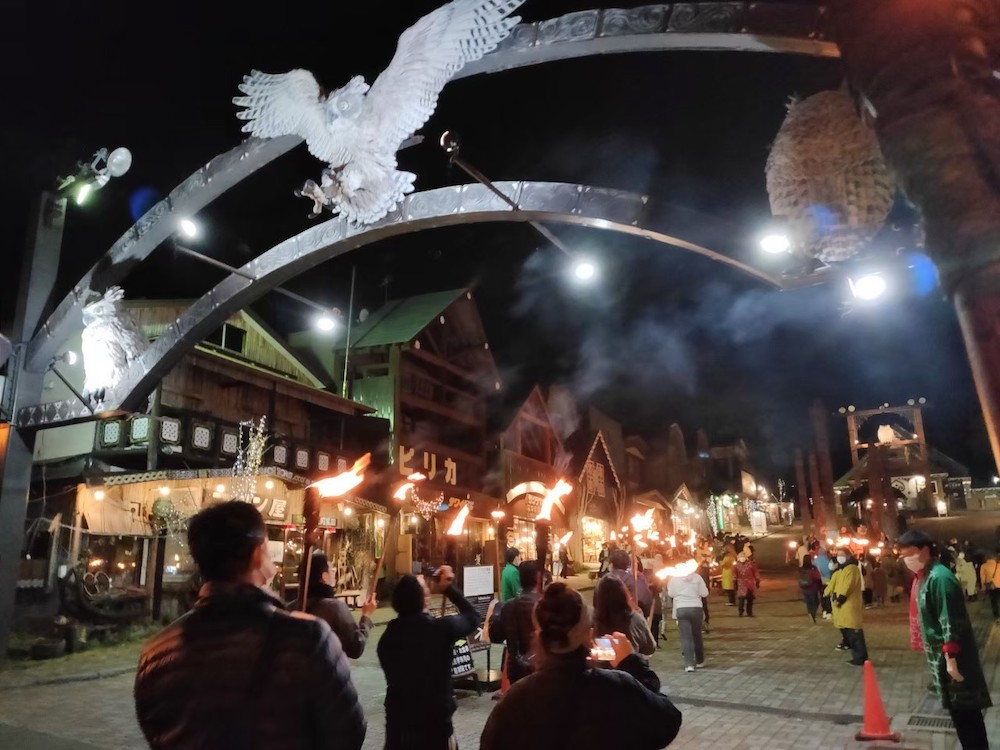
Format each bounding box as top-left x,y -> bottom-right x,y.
398,444 -> 458,486
241,496 -> 289,522
584,459 -> 606,497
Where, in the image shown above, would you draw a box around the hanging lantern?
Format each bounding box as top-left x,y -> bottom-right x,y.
765,89 -> 895,263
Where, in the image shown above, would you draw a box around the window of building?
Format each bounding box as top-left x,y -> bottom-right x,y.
205,323 -> 246,355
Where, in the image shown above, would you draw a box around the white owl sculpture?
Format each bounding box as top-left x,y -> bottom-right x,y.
876,424 -> 897,445
81,287 -> 149,409
234,0 -> 525,225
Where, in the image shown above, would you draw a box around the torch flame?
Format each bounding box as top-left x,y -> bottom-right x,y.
310,453 -> 371,498
446,504 -> 470,536
393,472 -> 427,501
536,479 -> 572,521
630,508 -> 655,533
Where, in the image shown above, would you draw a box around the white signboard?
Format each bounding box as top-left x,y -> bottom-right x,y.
463,565 -> 495,597
267,540 -> 285,565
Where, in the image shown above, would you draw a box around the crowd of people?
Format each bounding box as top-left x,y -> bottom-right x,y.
788,525 -> 994,749
133,501 -> 684,749
129,499 -> 997,749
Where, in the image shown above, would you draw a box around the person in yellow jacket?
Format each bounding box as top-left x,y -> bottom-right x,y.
720,545 -> 737,606
981,550 -> 1000,621
825,549 -> 868,666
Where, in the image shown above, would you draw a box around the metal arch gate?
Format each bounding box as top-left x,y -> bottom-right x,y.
16,181 -> 782,427
24,2 -> 837,374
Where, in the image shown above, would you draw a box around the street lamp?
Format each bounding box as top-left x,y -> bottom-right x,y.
315,313 -> 338,333
57,147 -> 133,205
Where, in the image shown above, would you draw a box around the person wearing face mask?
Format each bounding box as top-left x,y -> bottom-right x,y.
480,582 -> 682,750
733,552 -> 760,617
827,549 -> 868,666
897,530 -> 991,750
134,502 -> 366,750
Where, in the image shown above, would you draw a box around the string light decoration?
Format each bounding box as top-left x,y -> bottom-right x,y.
395,473 -> 443,519
232,417 -> 268,503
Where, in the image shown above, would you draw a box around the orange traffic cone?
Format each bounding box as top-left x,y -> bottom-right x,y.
492,651 -> 510,701
855,660 -> 901,742
500,652 -> 510,692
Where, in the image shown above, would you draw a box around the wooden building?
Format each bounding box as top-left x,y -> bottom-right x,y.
19,301 -> 389,627
499,386 -> 567,564
294,289 -> 503,581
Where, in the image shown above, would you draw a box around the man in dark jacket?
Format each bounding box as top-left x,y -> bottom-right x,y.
608,548 -> 652,617
291,551 -> 375,659
134,502 -> 365,750
501,560 -> 539,684
377,565 -> 479,750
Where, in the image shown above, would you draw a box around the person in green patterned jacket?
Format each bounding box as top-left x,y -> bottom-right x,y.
898,529 -> 991,750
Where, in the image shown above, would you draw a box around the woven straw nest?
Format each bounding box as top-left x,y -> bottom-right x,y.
765,89 -> 896,263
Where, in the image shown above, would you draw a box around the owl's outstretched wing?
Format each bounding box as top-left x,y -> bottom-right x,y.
234,69 -> 349,164
365,0 -> 524,154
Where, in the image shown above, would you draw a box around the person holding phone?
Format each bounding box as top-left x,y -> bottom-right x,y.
377,565 -> 479,750
481,582 -> 682,750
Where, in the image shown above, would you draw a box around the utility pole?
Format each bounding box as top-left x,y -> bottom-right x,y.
0,192 -> 66,658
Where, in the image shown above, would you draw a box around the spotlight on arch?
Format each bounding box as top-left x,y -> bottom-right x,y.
759,233 -> 791,254
573,259 -> 597,282
849,273 -> 887,301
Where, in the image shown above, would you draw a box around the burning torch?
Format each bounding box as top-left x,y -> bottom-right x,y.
535,479 -> 571,592
301,453 -> 371,609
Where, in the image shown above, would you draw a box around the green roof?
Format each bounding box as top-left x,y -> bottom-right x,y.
347,289 -> 467,349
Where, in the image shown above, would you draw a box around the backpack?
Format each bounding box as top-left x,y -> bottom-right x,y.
798,569 -> 814,590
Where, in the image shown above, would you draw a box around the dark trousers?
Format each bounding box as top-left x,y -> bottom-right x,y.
702,596 -> 710,625
949,707 -> 988,749
738,591 -> 755,616
821,594 -> 832,614
651,614 -> 663,641
987,587 -> 1000,619
725,588 -> 735,605
838,628 -> 851,648
844,627 -> 868,664
803,592 -> 820,621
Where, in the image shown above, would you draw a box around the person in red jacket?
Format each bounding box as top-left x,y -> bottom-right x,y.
734,553 -> 760,617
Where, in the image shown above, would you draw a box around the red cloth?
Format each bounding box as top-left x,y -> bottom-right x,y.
909,568 -> 924,651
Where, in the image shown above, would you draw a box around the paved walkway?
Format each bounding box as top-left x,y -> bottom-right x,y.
1,534 -> 996,748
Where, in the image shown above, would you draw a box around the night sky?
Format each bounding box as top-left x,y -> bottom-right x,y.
2,0 -> 992,481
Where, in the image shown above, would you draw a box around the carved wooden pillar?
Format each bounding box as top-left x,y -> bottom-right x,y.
810,401 -> 838,522
794,450 -> 811,535
954,265 -> 1000,477
808,452 -> 827,537
830,0 -> 1000,476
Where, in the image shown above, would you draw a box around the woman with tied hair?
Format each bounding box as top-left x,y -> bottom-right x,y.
593,574 -> 656,658
481,583 -> 682,750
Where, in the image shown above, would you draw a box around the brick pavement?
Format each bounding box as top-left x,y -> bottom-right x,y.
0,540 -> 997,749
